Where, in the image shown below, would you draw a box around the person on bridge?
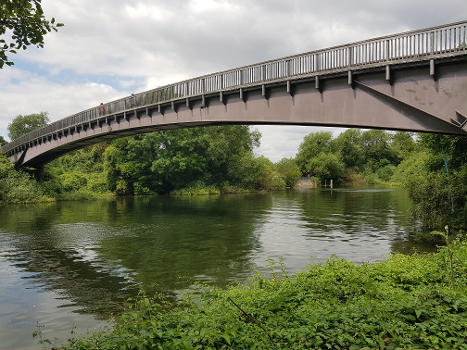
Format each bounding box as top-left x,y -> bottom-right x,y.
99,103 -> 105,116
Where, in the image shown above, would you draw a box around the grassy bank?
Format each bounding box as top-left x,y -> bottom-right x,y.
59,238 -> 466,350
170,184 -> 268,196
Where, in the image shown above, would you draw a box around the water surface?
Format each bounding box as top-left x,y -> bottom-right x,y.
0,188 -> 428,349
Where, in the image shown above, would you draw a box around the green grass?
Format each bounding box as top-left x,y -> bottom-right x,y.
54,190 -> 115,201
57,238 -> 467,350
170,185 -> 221,196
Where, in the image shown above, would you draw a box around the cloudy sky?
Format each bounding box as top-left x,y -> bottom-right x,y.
1,0 -> 465,161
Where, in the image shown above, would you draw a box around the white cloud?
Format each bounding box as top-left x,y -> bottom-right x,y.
0,68 -> 126,139
254,125 -> 345,162
124,3 -> 174,22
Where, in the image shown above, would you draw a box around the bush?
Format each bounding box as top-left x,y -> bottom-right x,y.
404,168 -> 465,231
0,155 -> 44,203
375,164 -> 396,182
275,158 -> 301,188
228,154 -> 284,191
306,152 -> 345,183
87,174 -> 109,193
59,172 -> 88,192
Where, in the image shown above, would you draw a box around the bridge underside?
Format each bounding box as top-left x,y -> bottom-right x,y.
11,59 -> 467,168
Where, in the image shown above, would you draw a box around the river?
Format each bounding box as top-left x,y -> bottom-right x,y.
0,188 -> 432,349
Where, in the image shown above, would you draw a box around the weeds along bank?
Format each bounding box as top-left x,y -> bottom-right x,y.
56,238 -> 467,350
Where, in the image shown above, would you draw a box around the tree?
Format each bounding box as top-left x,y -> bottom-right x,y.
391,131 -> 417,162
275,158 -> 301,188
305,153 -> 345,182
360,130 -> 397,170
418,134 -> 466,171
0,136 -> 6,146
7,112 -> 49,140
330,129 -> 364,169
0,0 -> 63,68
103,126 -> 263,194
295,132 -> 333,174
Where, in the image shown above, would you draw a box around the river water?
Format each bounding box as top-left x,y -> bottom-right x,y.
0,188 -> 431,349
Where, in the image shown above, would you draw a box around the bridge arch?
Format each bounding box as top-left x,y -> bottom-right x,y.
2,21 -> 466,168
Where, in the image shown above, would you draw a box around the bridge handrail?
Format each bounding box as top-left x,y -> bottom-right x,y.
3,20 -> 466,155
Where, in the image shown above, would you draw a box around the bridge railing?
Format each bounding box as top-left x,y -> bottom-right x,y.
3,20 -> 466,156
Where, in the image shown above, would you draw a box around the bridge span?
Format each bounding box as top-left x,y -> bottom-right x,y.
2,21 -> 467,168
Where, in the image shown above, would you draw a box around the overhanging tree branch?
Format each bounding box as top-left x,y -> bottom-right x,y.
0,0 -> 63,68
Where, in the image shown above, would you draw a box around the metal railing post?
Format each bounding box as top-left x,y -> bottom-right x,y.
430,31 -> 435,54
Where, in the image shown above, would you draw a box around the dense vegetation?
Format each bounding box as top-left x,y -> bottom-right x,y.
57,237 -> 466,350
0,125 -> 302,202
296,129 -> 415,185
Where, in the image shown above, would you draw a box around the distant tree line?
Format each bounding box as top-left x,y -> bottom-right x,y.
295,129 -> 417,184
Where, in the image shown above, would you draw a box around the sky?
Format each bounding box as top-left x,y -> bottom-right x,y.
1,0 -> 465,161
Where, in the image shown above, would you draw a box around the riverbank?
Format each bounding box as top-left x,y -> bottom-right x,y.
59,238 -> 466,350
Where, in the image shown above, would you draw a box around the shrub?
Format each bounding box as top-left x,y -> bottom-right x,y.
59,172 -> 88,192
0,155 -> 43,203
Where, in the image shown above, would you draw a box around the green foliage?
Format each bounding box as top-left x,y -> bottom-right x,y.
0,154 -> 44,202
0,0 -> 63,68
171,183 -> 221,196
419,134 -> 466,171
360,130 -> 397,171
275,158 -> 301,188
296,132 -> 333,174
375,164 -> 396,182
391,131 -> 417,161
0,135 -> 6,146
228,154 -> 283,190
7,112 -> 49,140
330,129 -> 364,169
103,126 -> 282,194
1,125 -> 287,203
59,172 -> 88,192
295,132 -> 347,183
295,130 -> 415,185
42,143 -> 111,197
404,168 -> 465,231
305,152 -> 345,182
395,135 -> 466,232
60,240 -> 467,350
49,143 -> 107,173
391,151 -> 430,184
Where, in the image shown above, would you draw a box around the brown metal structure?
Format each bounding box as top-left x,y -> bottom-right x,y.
2,21 -> 467,168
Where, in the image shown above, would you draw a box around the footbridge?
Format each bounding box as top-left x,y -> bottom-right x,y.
3,21 -> 467,168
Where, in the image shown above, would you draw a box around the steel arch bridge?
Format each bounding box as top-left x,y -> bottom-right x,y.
2,21 -> 467,168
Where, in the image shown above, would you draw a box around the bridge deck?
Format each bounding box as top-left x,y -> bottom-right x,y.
2,21 -> 467,161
